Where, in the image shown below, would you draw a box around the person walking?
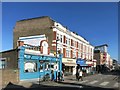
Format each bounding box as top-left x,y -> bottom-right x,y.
61,70 -> 64,81
51,70 -> 54,81
76,71 -> 79,81
78,70 -> 83,81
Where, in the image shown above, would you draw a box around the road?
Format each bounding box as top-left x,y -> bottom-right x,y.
2,71 -> 120,90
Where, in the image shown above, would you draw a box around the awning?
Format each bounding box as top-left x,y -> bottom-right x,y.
63,62 -> 76,66
76,59 -> 88,66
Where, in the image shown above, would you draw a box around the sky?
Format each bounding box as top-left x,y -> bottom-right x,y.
2,2 -> 118,61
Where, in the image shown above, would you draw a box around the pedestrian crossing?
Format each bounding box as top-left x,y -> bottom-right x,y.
99,81 -> 109,86
113,83 -> 118,87
79,80 -> 88,83
88,80 -> 98,85
67,79 -> 119,88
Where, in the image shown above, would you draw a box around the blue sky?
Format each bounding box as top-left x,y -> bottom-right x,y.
2,2 -> 118,61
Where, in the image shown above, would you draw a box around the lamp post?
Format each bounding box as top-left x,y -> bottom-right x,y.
55,38 -> 59,82
56,39 -> 59,58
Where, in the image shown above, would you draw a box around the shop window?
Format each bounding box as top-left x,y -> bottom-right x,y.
24,61 -> 37,73
40,64 -> 43,72
48,64 -> 54,70
45,63 -> 49,70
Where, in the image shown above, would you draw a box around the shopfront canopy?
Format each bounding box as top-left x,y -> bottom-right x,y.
76,58 -> 88,66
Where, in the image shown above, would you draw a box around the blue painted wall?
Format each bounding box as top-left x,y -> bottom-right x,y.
18,46 -> 62,81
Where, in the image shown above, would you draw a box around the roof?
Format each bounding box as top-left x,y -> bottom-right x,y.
0,48 -> 17,53
0,58 -> 6,61
95,44 -> 108,48
17,16 -> 51,22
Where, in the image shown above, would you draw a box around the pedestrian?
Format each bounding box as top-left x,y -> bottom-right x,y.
76,71 -> 79,81
58,71 -> 60,81
61,70 -> 64,81
51,70 -> 54,81
78,70 -> 83,81
54,66 -> 57,82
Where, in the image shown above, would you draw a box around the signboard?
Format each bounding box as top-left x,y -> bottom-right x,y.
19,34 -> 46,46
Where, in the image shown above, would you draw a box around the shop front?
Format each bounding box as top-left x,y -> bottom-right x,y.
18,46 -> 62,81
62,58 -> 76,75
76,59 -> 91,75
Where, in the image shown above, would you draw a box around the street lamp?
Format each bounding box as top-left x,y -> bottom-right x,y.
55,38 -> 60,81
56,38 -> 59,58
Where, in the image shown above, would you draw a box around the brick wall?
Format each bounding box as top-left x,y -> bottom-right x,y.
1,69 -> 19,88
13,16 -> 54,53
2,49 -> 18,69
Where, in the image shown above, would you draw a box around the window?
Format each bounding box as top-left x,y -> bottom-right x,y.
66,38 -> 68,44
66,50 -> 70,58
39,64 -> 43,72
57,33 -> 59,40
72,41 -> 76,47
48,63 -> 54,70
0,60 -> 6,69
75,41 -> 76,47
78,43 -> 81,49
73,51 -> 76,58
45,62 -> 49,70
60,35 -> 63,43
68,39 -> 70,45
78,52 -> 81,58
24,61 -> 37,73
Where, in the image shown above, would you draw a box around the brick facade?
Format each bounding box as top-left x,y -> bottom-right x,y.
13,16 -> 54,54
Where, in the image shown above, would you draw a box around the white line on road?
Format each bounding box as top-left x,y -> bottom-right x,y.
113,83 -> 118,87
99,82 -> 109,86
78,80 -> 88,83
88,80 -> 98,84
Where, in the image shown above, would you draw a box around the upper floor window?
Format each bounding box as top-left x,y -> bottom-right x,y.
78,52 -> 81,58
78,43 -> 81,49
66,50 -> 70,58
68,39 -> 71,45
72,41 -> 75,47
73,51 -> 76,58
60,35 -> 63,43
57,33 -> 59,40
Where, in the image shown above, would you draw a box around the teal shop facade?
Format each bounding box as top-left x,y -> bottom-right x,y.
18,46 -> 62,81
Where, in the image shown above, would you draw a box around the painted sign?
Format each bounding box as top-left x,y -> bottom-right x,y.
19,34 -> 46,46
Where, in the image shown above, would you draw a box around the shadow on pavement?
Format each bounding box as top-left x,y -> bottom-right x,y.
2,81 -> 119,90
100,70 -> 120,83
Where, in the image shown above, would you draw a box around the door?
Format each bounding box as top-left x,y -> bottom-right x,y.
39,62 -> 45,78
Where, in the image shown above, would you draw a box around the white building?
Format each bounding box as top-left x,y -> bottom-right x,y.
52,22 -> 94,75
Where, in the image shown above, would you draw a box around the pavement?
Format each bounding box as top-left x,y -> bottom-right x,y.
1,71 -> 120,90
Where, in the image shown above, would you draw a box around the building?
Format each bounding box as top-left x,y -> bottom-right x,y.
1,49 -> 19,87
13,16 -> 94,75
112,59 -> 119,70
1,36 -> 63,87
94,44 -> 108,65
94,44 -> 113,72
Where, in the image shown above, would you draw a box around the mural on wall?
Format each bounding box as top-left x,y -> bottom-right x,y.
18,34 -> 50,55
24,61 -> 37,73
18,34 -> 46,46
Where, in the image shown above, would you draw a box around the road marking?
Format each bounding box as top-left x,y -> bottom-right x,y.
79,80 -> 88,83
99,82 -> 109,86
88,80 -> 98,84
113,83 -> 118,87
